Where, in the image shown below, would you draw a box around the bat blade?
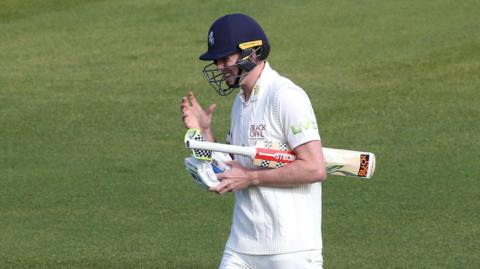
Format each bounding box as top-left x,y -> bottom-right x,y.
323,148 -> 376,179
252,141 -> 375,179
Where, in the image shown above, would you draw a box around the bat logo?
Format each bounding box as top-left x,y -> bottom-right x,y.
357,154 -> 369,177
255,149 -> 295,163
273,152 -> 295,162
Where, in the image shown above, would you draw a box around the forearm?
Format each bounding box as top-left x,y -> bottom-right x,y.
248,158 -> 326,187
201,128 -> 216,142
213,141 -> 326,194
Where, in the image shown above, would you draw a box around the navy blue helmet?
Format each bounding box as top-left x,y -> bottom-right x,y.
200,13 -> 270,96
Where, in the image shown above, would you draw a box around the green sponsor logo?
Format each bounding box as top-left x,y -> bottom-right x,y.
291,126 -> 302,135
290,120 -> 318,135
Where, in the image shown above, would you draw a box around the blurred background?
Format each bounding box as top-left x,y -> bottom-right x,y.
1,0 -> 479,268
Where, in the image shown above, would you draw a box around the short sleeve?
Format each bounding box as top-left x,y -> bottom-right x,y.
276,88 -> 320,149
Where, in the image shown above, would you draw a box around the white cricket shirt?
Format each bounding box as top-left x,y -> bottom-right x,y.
225,62 -> 323,255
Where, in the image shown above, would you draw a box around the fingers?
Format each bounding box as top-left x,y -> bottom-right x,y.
181,95 -> 196,129
209,179 -> 234,194
181,96 -> 189,122
210,165 -> 246,194
210,173 -> 227,193
181,92 -> 195,110
181,97 -> 188,113
216,172 -> 226,180
222,160 -> 240,169
182,92 -> 217,115
207,103 -> 217,116
180,91 -> 217,130
188,91 -> 200,108
219,183 -> 232,194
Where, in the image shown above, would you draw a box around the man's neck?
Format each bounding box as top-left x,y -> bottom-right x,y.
240,61 -> 266,101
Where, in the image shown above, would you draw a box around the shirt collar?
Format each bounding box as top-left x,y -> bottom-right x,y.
238,62 -> 272,104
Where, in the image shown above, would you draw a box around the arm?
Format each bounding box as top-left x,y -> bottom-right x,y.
212,85 -> 325,193
180,91 -> 217,142
213,140 -> 327,194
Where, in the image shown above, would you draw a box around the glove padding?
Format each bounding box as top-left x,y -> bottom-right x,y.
184,151 -> 231,188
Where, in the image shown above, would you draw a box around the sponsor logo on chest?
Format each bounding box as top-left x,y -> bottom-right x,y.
249,122 -> 266,141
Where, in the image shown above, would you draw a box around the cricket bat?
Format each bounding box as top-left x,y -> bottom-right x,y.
185,135 -> 376,179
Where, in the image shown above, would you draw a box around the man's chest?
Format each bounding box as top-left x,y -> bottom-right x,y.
231,102 -> 283,147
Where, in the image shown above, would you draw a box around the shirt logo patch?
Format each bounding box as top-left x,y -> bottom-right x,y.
249,123 -> 266,140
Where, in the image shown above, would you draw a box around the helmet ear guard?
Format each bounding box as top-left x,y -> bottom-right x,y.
237,41 -> 270,72
257,44 -> 270,60
237,48 -> 257,72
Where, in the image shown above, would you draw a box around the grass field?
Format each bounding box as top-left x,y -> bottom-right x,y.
1,0 -> 479,268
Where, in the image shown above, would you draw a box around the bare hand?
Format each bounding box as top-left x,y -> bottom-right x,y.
210,161 -> 253,194
181,92 -> 216,132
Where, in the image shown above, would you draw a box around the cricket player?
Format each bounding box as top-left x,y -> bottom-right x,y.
181,13 -> 327,269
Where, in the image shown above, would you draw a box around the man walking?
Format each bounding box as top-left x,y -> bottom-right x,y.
181,13 -> 326,269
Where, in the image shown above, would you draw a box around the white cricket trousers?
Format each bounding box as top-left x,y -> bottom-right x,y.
219,247 -> 323,269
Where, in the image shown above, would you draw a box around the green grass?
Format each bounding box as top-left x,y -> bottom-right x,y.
1,0 -> 479,268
